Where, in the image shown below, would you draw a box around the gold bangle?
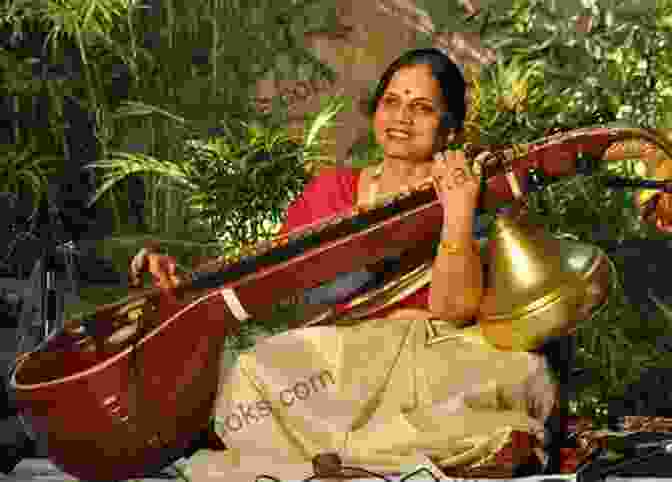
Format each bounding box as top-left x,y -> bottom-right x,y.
439,239 -> 474,255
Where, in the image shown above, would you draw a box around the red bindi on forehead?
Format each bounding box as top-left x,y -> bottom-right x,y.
381,65 -> 447,109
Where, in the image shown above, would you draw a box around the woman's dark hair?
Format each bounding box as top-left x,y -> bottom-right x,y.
368,48 -> 466,133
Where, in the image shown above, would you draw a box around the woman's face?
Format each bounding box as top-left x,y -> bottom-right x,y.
373,63 -> 447,165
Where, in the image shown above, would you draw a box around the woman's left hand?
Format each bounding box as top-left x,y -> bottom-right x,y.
431,149 -> 480,226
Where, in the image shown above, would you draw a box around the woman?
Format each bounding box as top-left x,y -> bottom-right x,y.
138,49 -> 557,480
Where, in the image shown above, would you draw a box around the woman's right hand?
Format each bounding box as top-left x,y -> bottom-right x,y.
129,243 -> 181,290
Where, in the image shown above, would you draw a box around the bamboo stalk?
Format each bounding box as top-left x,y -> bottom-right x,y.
13,95 -> 20,146
166,0 -> 174,50
149,174 -> 158,233
127,0 -> 138,66
211,15 -> 218,99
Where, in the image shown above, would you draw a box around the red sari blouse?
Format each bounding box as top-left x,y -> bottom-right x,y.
279,167 -> 429,315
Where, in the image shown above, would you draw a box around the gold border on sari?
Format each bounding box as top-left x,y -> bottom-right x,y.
301,259 -> 492,348
302,239 -> 492,348
302,261 -> 434,328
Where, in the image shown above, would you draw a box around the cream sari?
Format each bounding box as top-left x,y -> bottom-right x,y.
183,276 -> 556,482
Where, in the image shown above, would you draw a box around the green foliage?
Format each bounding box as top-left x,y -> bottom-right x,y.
0,0 -> 341,239
0,139 -> 62,214
417,0 -> 670,143
87,95 -> 350,253
414,0 -> 672,424
348,126 -> 383,168
1,0 -> 135,67
475,57 -> 553,144
113,0 -> 339,238
520,161 -> 671,425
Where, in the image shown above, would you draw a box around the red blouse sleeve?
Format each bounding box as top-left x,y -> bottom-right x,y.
278,167 -> 360,236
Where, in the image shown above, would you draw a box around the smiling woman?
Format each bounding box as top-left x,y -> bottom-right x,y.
160,48 -> 560,482
374,65 -> 446,169
368,49 -> 466,190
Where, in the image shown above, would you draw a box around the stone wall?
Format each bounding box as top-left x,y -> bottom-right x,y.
252,0 -> 496,165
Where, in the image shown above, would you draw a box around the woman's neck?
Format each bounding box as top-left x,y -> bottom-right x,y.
379,158 -> 433,187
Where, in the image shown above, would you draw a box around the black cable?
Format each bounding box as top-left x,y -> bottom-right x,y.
304,466 -> 393,482
255,463 -> 442,482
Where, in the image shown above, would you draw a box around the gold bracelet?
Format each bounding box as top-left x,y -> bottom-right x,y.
439,239 -> 474,255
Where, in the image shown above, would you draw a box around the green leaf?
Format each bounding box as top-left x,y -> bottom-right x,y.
550,0 -> 587,16
304,95 -> 345,148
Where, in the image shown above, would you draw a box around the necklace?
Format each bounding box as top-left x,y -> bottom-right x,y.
372,163 -> 384,179
367,163 -> 384,205
368,162 -> 421,205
